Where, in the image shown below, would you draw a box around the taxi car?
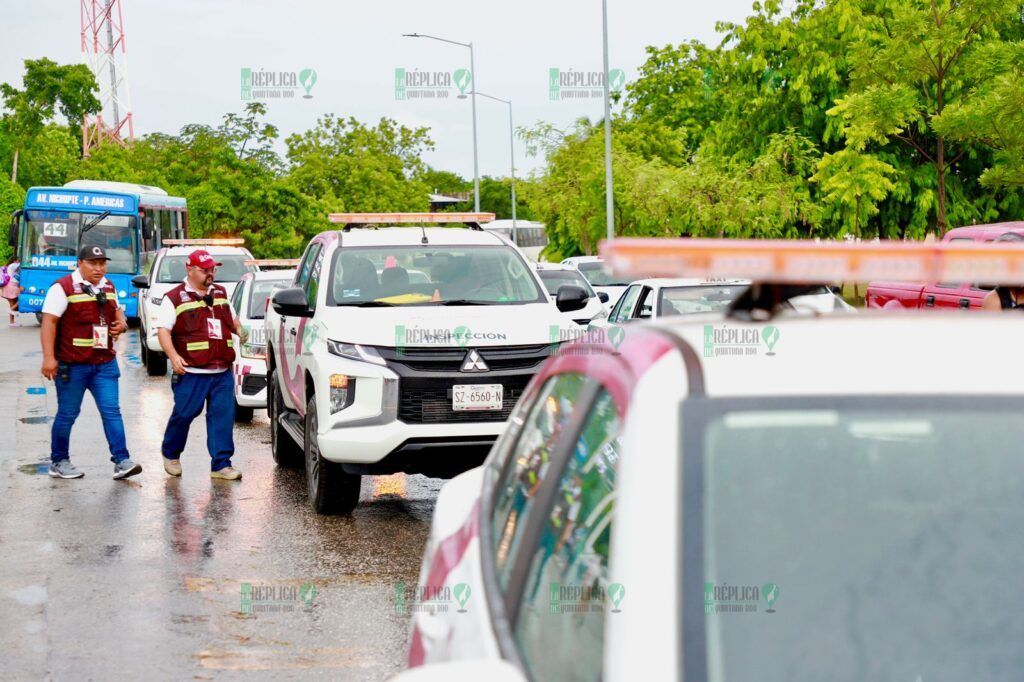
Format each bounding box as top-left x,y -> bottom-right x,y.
400,238 -> 1024,682
131,239 -> 257,376
229,262 -> 298,422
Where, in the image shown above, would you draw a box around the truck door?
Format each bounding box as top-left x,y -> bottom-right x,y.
280,242 -> 322,413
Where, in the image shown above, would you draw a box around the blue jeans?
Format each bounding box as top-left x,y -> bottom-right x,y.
161,371 -> 236,471
51,359 -> 130,464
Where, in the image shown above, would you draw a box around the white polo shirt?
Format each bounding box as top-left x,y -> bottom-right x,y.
41,270 -> 121,318
157,279 -> 238,374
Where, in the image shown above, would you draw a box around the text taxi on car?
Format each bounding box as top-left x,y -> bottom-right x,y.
131,239 -> 257,376
228,260 -> 299,422
397,237 -> 1024,682
264,213 -> 593,515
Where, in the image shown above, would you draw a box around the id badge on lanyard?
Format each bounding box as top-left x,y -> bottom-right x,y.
93,325 -> 109,348
207,317 -> 224,340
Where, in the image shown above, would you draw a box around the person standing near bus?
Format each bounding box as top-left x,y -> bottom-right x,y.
3,256 -> 23,326
40,245 -> 142,480
156,250 -> 246,480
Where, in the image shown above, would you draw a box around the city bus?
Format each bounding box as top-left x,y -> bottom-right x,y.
482,219 -> 548,261
7,180 -> 188,322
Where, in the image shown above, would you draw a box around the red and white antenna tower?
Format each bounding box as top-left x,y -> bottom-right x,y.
80,0 -> 134,155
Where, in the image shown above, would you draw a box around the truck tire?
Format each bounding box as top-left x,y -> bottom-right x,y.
234,402 -> 254,423
268,369 -> 302,468
145,340 -> 167,376
305,395 -> 361,515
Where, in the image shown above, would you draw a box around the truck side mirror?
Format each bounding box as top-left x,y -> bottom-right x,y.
272,287 -> 314,318
556,284 -> 589,313
132,274 -> 150,289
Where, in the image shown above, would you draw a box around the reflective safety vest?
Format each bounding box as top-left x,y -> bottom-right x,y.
55,275 -> 118,364
167,283 -> 236,369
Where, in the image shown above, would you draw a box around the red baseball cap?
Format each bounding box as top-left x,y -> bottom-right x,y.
186,250 -> 222,269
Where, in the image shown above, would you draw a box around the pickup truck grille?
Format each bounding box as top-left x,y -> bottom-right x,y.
377,344 -> 552,374
398,376 -> 530,424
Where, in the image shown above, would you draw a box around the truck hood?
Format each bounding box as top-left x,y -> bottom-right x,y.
313,302 -> 575,348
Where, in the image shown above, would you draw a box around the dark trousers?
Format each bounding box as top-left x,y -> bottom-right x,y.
51,359 -> 130,464
161,371 -> 235,471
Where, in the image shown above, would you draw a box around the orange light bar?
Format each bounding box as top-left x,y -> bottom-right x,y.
164,238 -> 245,246
328,212 -> 495,225
245,259 -> 300,267
600,238 -> 1024,284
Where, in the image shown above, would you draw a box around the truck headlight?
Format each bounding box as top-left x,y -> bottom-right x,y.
327,340 -> 386,366
330,374 -> 356,413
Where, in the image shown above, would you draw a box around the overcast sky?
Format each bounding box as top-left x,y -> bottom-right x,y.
4,0 -> 756,180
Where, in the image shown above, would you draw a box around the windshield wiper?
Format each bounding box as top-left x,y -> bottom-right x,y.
438,299 -> 493,306
335,301 -> 397,307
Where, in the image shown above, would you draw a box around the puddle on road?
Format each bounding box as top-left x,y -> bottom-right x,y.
17,461 -> 49,475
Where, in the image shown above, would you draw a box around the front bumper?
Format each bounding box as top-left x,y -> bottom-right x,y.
315,343 -> 553,471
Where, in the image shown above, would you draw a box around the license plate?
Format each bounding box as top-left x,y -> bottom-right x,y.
452,384 -> 504,411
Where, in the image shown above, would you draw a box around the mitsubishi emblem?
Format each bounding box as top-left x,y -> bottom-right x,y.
461,349 -> 489,373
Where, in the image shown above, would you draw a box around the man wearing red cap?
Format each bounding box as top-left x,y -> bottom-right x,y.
156,249 -> 247,480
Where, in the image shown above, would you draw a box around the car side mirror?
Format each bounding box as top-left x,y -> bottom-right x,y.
556,284 -> 589,313
597,291 -> 610,303
131,274 -> 150,289
829,285 -> 842,296
272,287 -> 313,318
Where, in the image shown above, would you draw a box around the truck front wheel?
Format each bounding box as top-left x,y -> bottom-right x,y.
305,395 -> 361,515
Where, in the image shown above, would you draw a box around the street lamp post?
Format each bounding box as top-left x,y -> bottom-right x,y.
403,32 -> 481,213
468,91 -> 517,245
601,0 -> 615,243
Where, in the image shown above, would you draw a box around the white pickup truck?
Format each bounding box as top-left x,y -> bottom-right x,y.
263,214 -> 590,515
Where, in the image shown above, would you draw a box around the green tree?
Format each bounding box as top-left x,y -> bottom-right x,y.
0,58 -> 100,183
286,115 -> 433,213
0,176 -> 25,263
827,0 -> 1017,234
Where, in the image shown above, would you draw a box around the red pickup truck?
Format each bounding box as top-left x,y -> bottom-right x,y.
866,222 -> 1024,310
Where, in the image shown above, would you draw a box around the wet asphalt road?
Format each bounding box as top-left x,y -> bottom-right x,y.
0,313 -> 443,680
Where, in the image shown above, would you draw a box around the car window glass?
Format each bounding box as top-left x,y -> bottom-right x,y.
295,243 -> 320,291
610,285 -> 640,322
513,390 -> 622,682
306,245 -> 325,309
230,280 -> 245,316
492,373 -> 589,591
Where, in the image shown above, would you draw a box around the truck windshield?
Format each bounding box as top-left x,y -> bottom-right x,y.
538,269 -> 595,297
328,246 -> 546,306
156,255 -> 257,283
22,210 -> 138,274
696,401 -> 1024,682
578,261 -> 630,286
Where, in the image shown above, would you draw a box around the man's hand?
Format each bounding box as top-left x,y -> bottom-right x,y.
110,318 -> 127,339
41,357 -> 58,380
170,354 -> 189,375
238,325 -> 250,345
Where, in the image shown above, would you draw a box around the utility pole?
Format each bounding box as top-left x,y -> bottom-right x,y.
81,0 -> 135,156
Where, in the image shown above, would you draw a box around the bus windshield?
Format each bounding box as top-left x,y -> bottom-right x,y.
22,210 -> 138,274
